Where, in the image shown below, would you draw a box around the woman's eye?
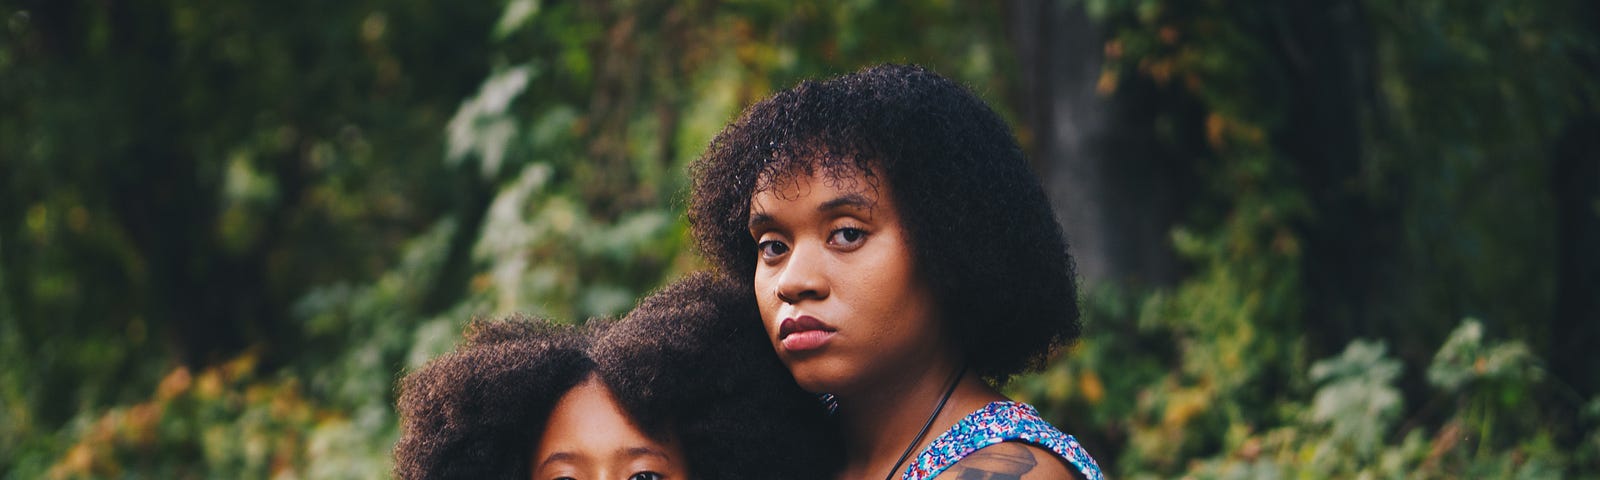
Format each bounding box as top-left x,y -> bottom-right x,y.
757,240 -> 789,258
828,228 -> 867,249
629,472 -> 664,480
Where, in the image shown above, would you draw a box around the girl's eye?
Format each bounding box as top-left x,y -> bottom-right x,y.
629,473 -> 664,480
758,239 -> 789,258
828,227 -> 868,249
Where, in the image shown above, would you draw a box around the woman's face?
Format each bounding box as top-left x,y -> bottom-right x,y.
747,167 -> 948,395
530,375 -> 688,480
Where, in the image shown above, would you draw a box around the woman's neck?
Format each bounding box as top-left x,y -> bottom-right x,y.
831,366 -> 1008,480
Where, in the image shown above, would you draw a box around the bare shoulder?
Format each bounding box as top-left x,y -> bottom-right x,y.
932,441 -> 1079,480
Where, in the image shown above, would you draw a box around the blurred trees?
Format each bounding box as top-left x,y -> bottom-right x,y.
2,0 -> 1596,477
1011,0 -> 1599,477
2,0 -> 503,468
2,0 -> 1016,476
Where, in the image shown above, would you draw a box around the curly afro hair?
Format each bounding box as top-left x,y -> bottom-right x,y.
394,319 -> 593,479
594,270 -> 842,480
394,272 -> 842,479
689,64 -> 1080,383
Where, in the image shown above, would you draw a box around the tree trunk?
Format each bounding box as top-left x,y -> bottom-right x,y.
1549,114 -> 1600,400
1272,0 -> 1393,360
1007,0 -> 1188,290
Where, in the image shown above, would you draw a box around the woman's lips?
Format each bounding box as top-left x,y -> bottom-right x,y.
778,315 -> 836,352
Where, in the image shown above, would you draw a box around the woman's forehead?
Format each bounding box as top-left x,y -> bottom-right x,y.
753,158 -> 883,202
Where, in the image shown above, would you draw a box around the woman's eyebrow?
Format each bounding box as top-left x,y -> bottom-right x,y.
748,193 -> 876,230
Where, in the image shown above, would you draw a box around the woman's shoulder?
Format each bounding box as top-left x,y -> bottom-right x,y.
942,441 -> 1077,479
906,401 -> 1104,480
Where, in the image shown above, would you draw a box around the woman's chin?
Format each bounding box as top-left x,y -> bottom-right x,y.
786,362 -> 853,396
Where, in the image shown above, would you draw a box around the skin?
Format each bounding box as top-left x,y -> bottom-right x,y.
748,168 -> 1075,480
530,375 -> 687,480
748,170 -> 946,397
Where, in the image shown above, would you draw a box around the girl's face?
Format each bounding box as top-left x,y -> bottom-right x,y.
530,375 -> 687,480
748,168 -> 949,395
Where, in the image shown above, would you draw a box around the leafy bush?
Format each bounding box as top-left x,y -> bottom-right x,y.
1019,316 -> 1591,479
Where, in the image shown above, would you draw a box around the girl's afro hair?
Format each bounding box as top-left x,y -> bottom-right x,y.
394,271 -> 842,479
393,319 -> 593,479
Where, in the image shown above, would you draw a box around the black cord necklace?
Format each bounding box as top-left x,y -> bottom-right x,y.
882,364 -> 968,480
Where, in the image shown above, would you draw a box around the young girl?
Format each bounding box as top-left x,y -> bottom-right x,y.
394,272 -> 842,479
690,64 -> 1104,479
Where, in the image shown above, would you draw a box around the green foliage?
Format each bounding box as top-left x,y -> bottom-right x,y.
1016,0 -> 1597,478
1366,0 -> 1597,345
1,0 -> 502,456
3,1 -> 1028,477
1308,340 -> 1404,460
1029,319 -> 1579,479
1428,319 -> 1542,394
26,355 -> 319,479
5,0 -> 1596,477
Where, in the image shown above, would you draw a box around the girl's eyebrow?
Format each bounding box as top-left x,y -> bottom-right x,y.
537,451 -> 578,469
748,212 -> 774,231
818,193 -> 874,212
536,446 -> 671,470
619,446 -> 672,461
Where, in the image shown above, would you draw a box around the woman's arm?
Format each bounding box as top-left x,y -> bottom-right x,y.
934,442 -> 1081,480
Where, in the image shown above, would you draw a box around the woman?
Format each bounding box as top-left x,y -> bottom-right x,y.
690,64 -> 1104,479
394,272 -> 841,479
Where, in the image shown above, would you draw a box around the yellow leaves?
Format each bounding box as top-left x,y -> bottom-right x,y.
267,381 -> 313,425
53,443 -> 96,478
1205,112 -> 1267,151
1162,387 -> 1210,430
1424,420 -> 1462,469
1222,346 -> 1242,370
1104,39 -> 1124,60
1079,370 -> 1107,405
1183,72 -> 1203,94
50,353 -> 327,478
1043,364 -> 1072,401
730,18 -> 765,67
1236,436 -> 1263,461
156,367 -> 192,401
360,12 -> 387,44
196,369 -> 225,400
1125,376 -> 1222,472
67,206 -> 89,233
1271,227 -> 1301,256
123,404 -> 161,445
48,400 -> 163,478
1159,26 -> 1181,45
25,203 -> 49,241
222,351 -> 260,380
1205,113 -> 1226,148
470,272 -> 495,293
1140,57 -> 1176,86
1096,69 -> 1119,96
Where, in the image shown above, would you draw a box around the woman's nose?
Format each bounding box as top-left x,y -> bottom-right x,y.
775,244 -> 829,304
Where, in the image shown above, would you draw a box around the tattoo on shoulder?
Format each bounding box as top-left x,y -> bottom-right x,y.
946,443 -> 1036,480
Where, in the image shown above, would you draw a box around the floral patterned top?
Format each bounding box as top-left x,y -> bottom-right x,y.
899,401 -> 1104,480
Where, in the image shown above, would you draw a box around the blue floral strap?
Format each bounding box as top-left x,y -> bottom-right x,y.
900,401 -> 1104,480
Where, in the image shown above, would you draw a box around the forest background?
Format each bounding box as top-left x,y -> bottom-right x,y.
3,0 -> 1598,478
